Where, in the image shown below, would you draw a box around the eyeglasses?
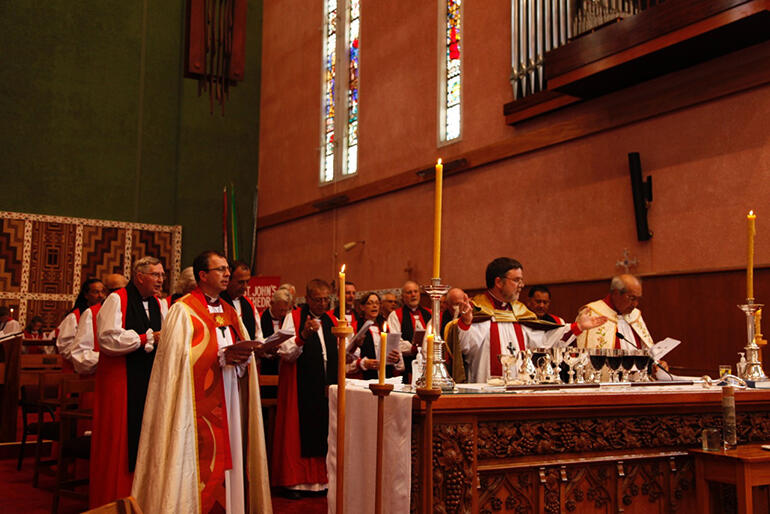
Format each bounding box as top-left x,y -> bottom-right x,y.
206,266 -> 230,273
141,271 -> 166,280
503,275 -> 524,286
308,296 -> 330,304
624,293 -> 642,302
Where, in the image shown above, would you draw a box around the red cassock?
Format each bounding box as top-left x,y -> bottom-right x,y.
89,338 -> 132,507
270,307 -> 328,487
89,288 -> 162,508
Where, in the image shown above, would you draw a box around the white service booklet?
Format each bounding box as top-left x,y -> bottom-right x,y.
649,337 -> 681,362
346,320 -> 374,353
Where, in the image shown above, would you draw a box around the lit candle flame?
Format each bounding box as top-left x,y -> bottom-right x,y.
750,210 -> 755,216
437,158 -> 442,165
383,321 -> 388,333
340,264 -> 346,273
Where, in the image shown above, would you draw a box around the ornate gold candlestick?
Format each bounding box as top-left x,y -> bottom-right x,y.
332,321 -> 353,514
368,383 -> 394,514
738,299 -> 767,382
416,278 -> 456,391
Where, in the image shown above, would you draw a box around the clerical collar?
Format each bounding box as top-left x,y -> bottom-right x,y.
486,290 -> 512,311
205,294 -> 221,307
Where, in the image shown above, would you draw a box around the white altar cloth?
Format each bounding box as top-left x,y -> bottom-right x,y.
327,382 -> 413,513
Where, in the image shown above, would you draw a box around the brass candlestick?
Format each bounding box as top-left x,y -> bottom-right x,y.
738,299 -> 767,382
331,321 -> 353,514
368,383 -> 394,514
416,278 -> 456,391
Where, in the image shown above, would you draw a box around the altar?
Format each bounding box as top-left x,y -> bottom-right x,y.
330,383 -> 770,513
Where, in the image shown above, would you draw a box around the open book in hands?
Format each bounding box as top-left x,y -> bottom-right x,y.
229,328 -> 295,355
346,320 -> 374,353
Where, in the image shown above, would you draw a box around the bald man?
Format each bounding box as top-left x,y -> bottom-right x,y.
387,281 -> 431,383
441,287 -> 468,337
576,274 -> 653,350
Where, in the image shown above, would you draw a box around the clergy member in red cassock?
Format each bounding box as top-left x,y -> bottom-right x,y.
70,274 -> 129,375
56,278 -> 106,370
272,278 -> 338,499
132,251 -> 272,514
90,257 -> 167,508
387,280 -> 431,382
454,257 -> 606,383
220,259 -> 263,341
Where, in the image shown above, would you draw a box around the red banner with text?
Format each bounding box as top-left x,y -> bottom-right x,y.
245,276 -> 281,314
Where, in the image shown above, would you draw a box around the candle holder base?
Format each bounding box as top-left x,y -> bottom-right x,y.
369,383 -> 394,397
332,324 -> 354,338
415,387 -> 442,402
415,356 -> 456,392
738,301 -> 767,382
416,277 -> 456,392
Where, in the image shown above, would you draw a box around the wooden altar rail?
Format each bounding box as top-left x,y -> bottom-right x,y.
411,388 -> 770,513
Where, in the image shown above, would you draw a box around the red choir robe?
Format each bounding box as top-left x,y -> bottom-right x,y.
271,305 -> 337,488
89,284 -> 164,508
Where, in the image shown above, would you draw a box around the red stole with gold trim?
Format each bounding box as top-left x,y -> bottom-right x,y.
182,289 -> 245,513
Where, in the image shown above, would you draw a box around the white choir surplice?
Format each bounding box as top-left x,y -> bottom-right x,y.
55,312 -> 79,359
70,308 -> 99,374
459,318 -> 577,383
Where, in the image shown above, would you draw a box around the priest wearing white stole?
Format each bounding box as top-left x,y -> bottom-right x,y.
576,274 -> 653,350
132,251 -> 272,514
454,258 -> 606,383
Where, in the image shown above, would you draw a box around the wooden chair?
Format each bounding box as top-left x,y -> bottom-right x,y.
0,335 -> 22,442
82,496 -> 144,514
16,383 -> 57,470
32,372 -> 70,487
52,376 -> 94,513
258,373 -> 279,460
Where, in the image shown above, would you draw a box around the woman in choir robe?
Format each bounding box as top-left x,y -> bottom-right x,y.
349,292 -> 404,379
22,316 -> 47,354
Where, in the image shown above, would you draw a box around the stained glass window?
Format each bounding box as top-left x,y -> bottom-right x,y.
442,0 -> 462,142
321,0 -> 359,183
322,0 -> 337,183
345,0 -> 360,176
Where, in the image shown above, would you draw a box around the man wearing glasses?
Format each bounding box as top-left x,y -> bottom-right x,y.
132,250 -> 272,513
91,256 -> 168,508
271,279 -> 338,499
577,274 -> 653,351
453,257 -> 606,383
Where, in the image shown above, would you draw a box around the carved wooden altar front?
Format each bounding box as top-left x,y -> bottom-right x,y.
410,388 -> 770,513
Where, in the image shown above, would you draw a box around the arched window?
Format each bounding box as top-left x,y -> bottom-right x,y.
321,0 -> 360,183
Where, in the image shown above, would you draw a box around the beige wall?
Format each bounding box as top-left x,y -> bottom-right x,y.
257,1 -> 770,292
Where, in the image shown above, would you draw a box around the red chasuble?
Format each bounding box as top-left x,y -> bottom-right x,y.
131,290 -> 271,513
183,290 -> 241,511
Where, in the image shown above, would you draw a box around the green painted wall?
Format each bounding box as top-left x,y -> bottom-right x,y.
0,1 -> 262,267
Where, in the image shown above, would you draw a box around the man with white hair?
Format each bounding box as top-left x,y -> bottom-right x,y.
91,256 -> 168,508
388,280 -> 431,382
577,274 -> 653,351
259,287 -> 292,386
